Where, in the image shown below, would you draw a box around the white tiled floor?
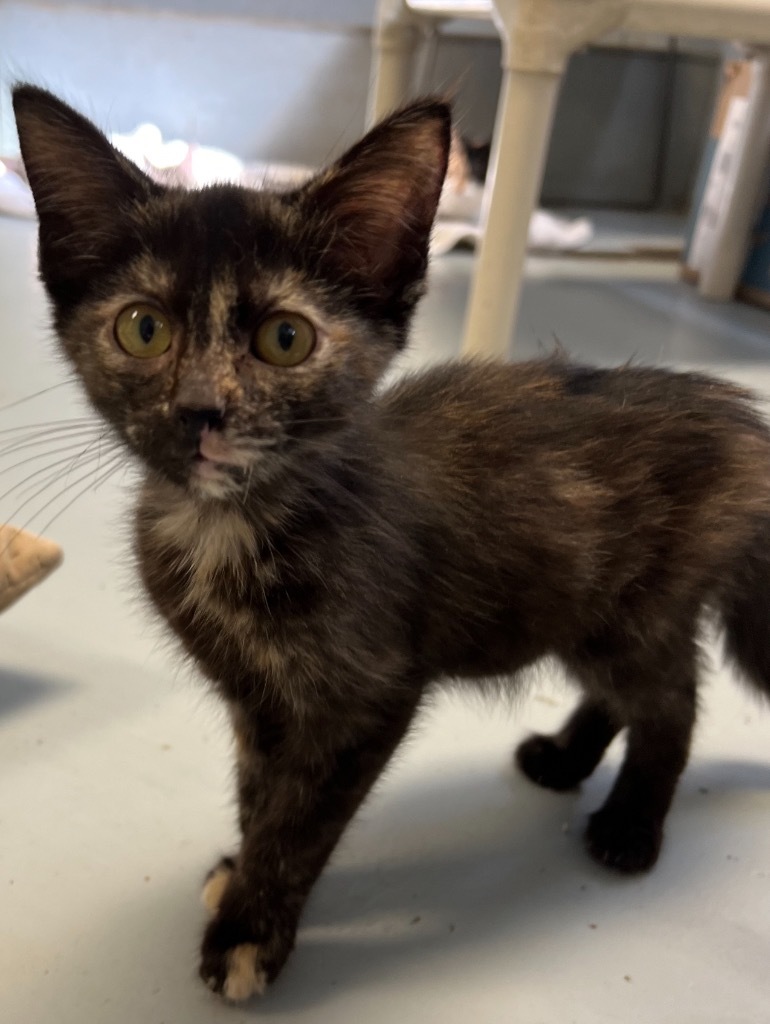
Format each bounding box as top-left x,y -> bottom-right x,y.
1,215 -> 769,1024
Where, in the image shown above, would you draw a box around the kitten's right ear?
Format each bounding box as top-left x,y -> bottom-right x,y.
12,85 -> 161,289
295,98 -> 451,308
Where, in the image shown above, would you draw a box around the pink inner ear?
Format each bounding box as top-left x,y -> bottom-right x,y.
14,89 -> 158,253
332,179 -> 425,275
306,106 -> 450,284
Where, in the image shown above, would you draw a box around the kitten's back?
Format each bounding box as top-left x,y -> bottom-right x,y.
379,358 -> 770,673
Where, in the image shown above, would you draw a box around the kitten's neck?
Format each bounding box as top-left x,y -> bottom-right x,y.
139,418 -> 388,545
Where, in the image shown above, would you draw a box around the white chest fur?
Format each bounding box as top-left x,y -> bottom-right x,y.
147,495 -> 260,607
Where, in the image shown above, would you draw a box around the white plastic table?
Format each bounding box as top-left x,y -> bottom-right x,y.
368,0 -> 770,359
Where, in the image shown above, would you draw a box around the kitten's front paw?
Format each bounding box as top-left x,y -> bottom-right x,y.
585,806 -> 663,873
201,940 -> 268,1002
199,893 -> 297,1001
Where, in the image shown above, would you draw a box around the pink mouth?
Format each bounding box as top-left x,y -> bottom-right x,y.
195,426 -> 242,477
199,425 -> 234,461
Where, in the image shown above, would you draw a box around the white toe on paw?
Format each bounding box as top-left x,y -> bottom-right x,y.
223,944 -> 267,1002
201,863 -> 234,916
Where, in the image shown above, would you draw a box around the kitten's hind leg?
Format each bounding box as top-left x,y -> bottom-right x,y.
516,699 -> 620,791
584,652 -> 697,874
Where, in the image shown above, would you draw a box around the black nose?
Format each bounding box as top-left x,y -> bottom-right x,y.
178,406 -> 225,434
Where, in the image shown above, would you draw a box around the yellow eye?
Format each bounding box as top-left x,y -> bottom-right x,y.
253,312 -> 316,367
114,304 -> 172,359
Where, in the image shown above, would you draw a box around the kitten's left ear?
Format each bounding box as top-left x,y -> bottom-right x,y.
296,98 -> 451,304
13,85 -> 162,297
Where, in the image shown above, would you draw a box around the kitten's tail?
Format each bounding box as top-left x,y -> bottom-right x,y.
722,519 -> 770,698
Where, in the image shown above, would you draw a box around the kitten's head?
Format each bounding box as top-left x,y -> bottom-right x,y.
13,86 -> 450,500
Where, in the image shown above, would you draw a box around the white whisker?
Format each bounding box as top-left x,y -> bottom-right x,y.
0,438 -> 117,527
16,450 -> 124,533
0,435 -> 106,473
0,378 -> 78,414
0,450 -> 124,562
0,417 -> 96,438
37,456 -> 127,537
0,428 -> 103,463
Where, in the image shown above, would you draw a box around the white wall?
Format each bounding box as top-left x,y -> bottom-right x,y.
0,1 -> 500,163
29,0 -> 379,26
1,4 -> 372,161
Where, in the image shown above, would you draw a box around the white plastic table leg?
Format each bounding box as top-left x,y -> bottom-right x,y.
460,65 -> 563,359
367,19 -> 424,125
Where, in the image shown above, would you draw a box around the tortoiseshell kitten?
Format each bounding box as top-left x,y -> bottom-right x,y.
13,85 -> 770,1001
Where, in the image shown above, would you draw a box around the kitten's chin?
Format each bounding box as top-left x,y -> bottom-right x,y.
189,460 -> 244,502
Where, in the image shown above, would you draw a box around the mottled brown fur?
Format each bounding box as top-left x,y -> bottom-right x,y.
14,85 -> 770,1000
